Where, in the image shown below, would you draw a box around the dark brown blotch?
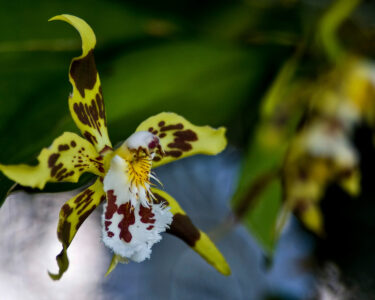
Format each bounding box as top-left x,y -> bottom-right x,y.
58,144 -> 70,151
167,129 -> 198,152
84,131 -> 98,145
70,50 -> 98,98
57,220 -> 71,245
167,213 -> 200,247
165,150 -> 182,158
76,205 -> 97,230
48,153 -> 60,168
160,123 -> 183,132
61,204 -> 73,217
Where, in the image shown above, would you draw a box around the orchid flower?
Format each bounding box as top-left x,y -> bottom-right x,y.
0,15 -> 230,280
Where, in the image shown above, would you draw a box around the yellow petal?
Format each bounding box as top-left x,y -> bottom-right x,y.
151,188 -> 231,276
49,178 -> 105,280
0,132 -> 105,189
50,15 -> 112,154
136,112 -> 227,168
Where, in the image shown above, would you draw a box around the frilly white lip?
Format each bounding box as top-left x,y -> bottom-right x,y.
101,152 -> 172,263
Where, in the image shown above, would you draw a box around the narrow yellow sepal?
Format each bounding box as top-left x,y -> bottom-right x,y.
193,232 -> 231,276
0,132 -> 104,189
49,15 -> 112,154
151,188 -> 231,276
49,14 -> 96,58
49,178 -> 105,280
136,112 -> 227,168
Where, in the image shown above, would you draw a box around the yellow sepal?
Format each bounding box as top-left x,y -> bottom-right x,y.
49,14 -> 95,57
136,112 -> 227,168
50,15 -> 112,154
49,178 -> 105,280
151,188 -> 231,276
0,132 -> 104,189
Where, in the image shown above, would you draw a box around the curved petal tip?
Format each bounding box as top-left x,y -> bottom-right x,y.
49,14 -> 96,56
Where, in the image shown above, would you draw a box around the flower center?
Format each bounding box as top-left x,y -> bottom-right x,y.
126,151 -> 153,189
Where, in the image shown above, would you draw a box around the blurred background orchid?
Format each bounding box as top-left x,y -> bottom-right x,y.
1,0 -> 375,299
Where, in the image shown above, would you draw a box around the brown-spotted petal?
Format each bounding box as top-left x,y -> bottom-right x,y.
50,15 -> 112,154
151,188 -> 231,276
0,132 -> 105,189
49,178 -> 106,280
136,112 -> 227,168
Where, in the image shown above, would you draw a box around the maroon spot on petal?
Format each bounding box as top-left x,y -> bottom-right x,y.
96,156 -> 103,161
148,136 -> 160,150
148,141 -> 157,149
70,50 -> 97,98
118,203 -> 135,243
58,144 -> 70,151
167,214 -> 201,247
148,127 -> 154,132
153,156 -> 162,162
147,225 -> 154,230
158,121 -> 165,127
105,190 -> 118,220
104,220 -> 112,231
70,141 -> 77,147
107,231 -> 114,237
159,133 -> 166,138
160,123 -> 183,132
139,205 -> 155,224
98,166 -> 105,173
